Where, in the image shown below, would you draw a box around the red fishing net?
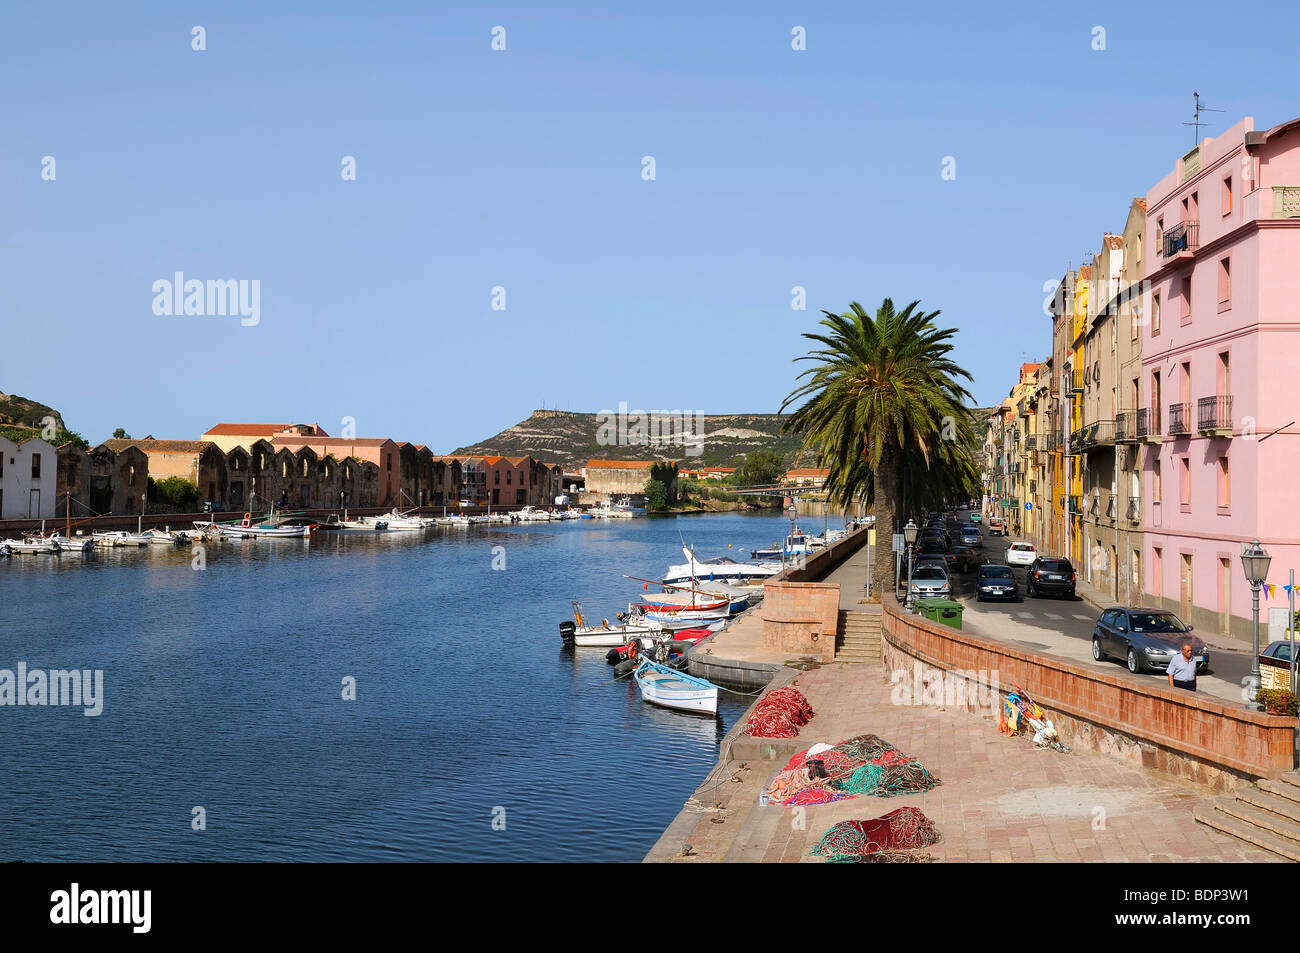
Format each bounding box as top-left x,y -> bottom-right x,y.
744,687 -> 814,738
810,807 -> 941,862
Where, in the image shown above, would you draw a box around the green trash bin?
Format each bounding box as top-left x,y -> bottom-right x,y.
929,598 -> 963,631
913,597 -> 942,621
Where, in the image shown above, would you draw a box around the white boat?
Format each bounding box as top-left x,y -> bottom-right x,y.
559,601 -> 665,647
633,658 -> 719,715
195,517 -> 313,539
663,547 -> 782,587
4,537 -> 59,554
50,533 -> 94,553
144,529 -> 185,545
362,508 -> 434,530
92,531 -> 150,547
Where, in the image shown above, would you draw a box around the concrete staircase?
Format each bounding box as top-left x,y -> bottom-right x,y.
835,609 -> 882,664
1194,771 -> 1300,861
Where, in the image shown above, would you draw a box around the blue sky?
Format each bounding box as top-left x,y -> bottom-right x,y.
3,1 -> 1298,452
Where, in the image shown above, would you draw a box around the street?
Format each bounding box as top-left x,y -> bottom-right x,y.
898,509 -> 1257,704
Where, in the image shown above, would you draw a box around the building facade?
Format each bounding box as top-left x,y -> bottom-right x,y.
0,434 -> 57,519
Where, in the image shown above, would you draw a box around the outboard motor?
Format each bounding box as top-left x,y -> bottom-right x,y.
605,648 -> 622,665
559,620 -> 576,643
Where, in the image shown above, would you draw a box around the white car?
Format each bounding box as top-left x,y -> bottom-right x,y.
1005,542 -> 1037,567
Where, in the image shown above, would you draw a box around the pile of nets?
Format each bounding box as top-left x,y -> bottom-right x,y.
809,807 -> 941,863
765,733 -> 942,805
744,687 -> 814,738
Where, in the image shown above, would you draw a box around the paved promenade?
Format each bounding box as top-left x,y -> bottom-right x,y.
647,657 -> 1279,862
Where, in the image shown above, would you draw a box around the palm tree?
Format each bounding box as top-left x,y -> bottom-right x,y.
781,299 -> 978,600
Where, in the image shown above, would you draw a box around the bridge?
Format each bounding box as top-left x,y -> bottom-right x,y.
724,481 -> 828,497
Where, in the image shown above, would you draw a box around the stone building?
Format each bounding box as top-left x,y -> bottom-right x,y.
0,433 -> 57,519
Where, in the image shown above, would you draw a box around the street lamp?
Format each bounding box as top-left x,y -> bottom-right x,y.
1241,539 -> 1271,710
903,519 -> 919,611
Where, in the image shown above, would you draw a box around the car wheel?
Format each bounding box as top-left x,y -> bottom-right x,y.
1127,647 -> 1139,674
1093,637 -> 1106,662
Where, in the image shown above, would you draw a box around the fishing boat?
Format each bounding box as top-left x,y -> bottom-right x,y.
662,547 -> 782,587
559,601 -> 665,647
320,513 -> 389,532
364,508 -> 434,530
4,536 -> 59,554
639,595 -> 731,622
50,533 -> 94,553
610,497 -> 643,518
195,511 -> 314,538
751,526 -> 822,561
633,657 -> 719,715
91,531 -> 151,547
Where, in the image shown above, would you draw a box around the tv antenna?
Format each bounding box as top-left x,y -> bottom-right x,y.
1184,90 -> 1223,144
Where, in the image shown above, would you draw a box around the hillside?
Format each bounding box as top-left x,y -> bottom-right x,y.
454,407 -> 997,471
0,391 -> 66,439
453,410 -> 809,470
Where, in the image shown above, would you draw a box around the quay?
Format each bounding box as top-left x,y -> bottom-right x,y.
649,528 -> 1297,862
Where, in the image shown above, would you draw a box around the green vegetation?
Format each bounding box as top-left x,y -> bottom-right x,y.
148,476 -> 200,511
113,427 -> 129,439
0,392 -> 64,432
781,299 -> 980,598
731,449 -> 784,487
1256,688 -> 1298,716
643,479 -> 669,512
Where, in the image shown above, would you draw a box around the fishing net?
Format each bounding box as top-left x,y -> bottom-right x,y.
768,733 -> 942,804
744,687 -> 814,738
809,808 -> 941,862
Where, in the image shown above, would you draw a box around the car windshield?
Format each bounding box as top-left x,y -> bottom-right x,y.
913,568 -> 945,580
982,567 -> 1013,578
1130,613 -> 1187,633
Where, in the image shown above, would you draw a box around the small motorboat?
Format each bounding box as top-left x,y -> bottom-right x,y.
4,536 -> 59,554
559,601 -> 665,648
50,533 -> 94,553
633,657 -> 719,715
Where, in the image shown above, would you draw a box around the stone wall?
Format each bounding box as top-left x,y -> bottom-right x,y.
881,602 -> 1294,790
759,581 -> 838,662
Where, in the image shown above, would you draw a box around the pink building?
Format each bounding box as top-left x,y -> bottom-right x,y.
1140,116 -> 1300,640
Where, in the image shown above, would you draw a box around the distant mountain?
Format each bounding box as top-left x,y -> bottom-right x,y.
455,407 -> 998,471
453,409 -> 809,470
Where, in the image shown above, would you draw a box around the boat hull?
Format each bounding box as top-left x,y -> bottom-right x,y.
633,659 -> 718,715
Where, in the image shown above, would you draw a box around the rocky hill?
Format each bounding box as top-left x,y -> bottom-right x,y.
0,391 -> 65,439
455,407 -> 996,471
454,409 -> 810,470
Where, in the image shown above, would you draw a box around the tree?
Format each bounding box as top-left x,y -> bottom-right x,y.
734,450 -> 785,487
643,479 -> 669,511
113,428 -> 129,439
148,476 -> 200,511
781,299 -> 978,599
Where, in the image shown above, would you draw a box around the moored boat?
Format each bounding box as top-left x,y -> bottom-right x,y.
633,657 -> 719,715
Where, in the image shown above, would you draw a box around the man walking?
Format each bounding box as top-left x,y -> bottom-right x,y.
1167,642 -> 1198,692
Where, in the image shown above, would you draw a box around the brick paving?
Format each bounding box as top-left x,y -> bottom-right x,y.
646,657 -> 1281,863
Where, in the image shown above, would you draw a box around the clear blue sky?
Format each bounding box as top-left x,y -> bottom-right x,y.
4,1 -> 1298,451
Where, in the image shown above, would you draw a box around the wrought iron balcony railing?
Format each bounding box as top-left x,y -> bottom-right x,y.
1168,401 -> 1192,436
1115,411 -> 1138,443
1197,395 -> 1233,437
1127,496 -> 1141,523
1162,220 -> 1199,258
1135,407 -> 1161,442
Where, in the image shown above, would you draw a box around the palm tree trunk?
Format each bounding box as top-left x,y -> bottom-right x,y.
871,438 -> 902,601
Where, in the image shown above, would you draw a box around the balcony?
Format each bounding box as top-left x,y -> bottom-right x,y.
1127,496 -> 1141,524
1043,432 -> 1061,453
1079,419 -> 1115,452
1197,395 -> 1233,438
1067,370 -> 1084,396
1048,377 -> 1060,398
1162,220 -> 1199,261
1168,401 -> 1192,436
1115,411 -> 1138,443
1025,435 -> 1037,450
1135,407 -> 1162,444
1068,496 -> 1083,516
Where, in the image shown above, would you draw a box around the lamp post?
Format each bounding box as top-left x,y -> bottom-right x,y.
784,500 -> 798,569
903,519 -> 919,611
1241,539 -> 1271,710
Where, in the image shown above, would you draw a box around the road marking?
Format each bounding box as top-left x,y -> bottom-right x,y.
1044,612 -> 1064,620
1016,611 -> 1032,618
1072,614 -> 1092,621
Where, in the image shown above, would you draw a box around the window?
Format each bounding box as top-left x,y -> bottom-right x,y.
494,470 -> 500,485
1152,547 -> 1163,597
1218,257 -> 1231,308
506,471 -> 512,485
1218,457 -> 1229,508
1218,351 -> 1230,396
1153,460 -> 1162,503
1179,279 -> 1191,322
1180,457 -> 1191,507
1156,217 -> 1164,252
1152,291 -> 1161,334
1222,175 -> 1232,215
31,453 -> 41,478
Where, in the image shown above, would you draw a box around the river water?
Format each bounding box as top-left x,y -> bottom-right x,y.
0,511 -> 814,862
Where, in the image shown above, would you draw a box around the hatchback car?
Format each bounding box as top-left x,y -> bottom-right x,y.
1092,607 -> 1209,675
949,545 -> 980,574
969,512 -> 982,523
987,516 -> 1006,536
975,564 -> 1020,602
908,565 -> 951,600
959,525 -> 982,546
1005,541 -> 1037,567
1026,557 -> 1075,598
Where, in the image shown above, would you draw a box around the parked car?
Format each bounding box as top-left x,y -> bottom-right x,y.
1005,541 -> 1037,567
914,551 -> 948,573
975,564 -> 1020,602
1026,557 -> 1075,598
949,545 -> 980,574
959,524 -> 982,546
1092,607 -> 1209,675
1260,640 -> 1299,689
908,565 -> 951,600
918,533 -> 950,553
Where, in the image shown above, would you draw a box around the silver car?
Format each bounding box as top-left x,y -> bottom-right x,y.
908,565 -> 951,600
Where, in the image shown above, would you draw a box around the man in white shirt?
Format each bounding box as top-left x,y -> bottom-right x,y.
1166,643 -> 1198,691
